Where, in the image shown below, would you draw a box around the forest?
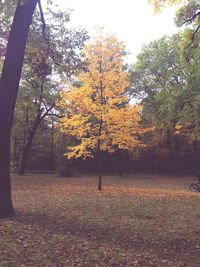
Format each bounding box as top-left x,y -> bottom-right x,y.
1,0 -> 200,212
4,1 -> 200,177
0,1 -> 200,266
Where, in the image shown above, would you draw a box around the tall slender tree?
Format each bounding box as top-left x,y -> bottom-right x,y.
58,34 -> 148,190
0,0 -> 38,218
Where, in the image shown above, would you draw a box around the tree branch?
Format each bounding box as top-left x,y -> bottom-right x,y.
40,102 -> 55,121
41,98 -> 48,111
47,113 -> 64,118
37,0 -> 47,41
37,0 -> 59,66
179,11 -> 200,27
186,24 -> 200,48
24,76 -> 39,89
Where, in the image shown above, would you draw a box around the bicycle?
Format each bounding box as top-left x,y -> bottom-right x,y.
189,180 -> 200,192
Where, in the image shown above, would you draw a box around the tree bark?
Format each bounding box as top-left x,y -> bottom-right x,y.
18,115 -> 41,175
116,149 -> 123,177
97,141 -> 102,191
97,116 -> 103,190
19,102 -> 55,175
192,139 -> 199,176
173,134 -> 181,173
0,0 -> 38,218
13,135 -> 17,171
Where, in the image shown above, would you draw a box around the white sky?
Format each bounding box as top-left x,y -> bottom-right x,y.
54,0 -> 179,63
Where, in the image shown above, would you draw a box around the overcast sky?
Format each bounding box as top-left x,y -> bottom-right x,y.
54,0 -> 179,63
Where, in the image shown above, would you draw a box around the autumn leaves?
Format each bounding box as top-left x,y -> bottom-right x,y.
56,33 -> 150,189
57,34 -> 148,161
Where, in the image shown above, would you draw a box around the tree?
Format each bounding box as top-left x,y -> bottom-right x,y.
16,8 -> 88,175
58,34 -> 148,190
149,0 -> 200,46
128,34 -> 185,172
129,30 -> 200,174
0,0 -> 38,218
149,0 -> 181,12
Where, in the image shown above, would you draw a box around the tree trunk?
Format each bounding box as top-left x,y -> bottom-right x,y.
0,128 -> 13,218
192,139 -> 199,176
13,135 -> 17,171
97,148 -> 102,191
18,114 -> 41,175
18,130 -> 35,175
173,134 -> 181,173
166,129 -> 174,172
116,149 -> 124,177
50,119 -> 54,153
18,100 -> 55,175
0,0 -> 38,218
97,117 -> 103,190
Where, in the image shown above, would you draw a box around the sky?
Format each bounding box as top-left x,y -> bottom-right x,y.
54,0 -> 179,63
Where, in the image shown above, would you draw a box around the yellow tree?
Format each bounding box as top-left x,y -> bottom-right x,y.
58,34 -> 147,190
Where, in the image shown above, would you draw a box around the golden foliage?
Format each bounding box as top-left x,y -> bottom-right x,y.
149,0 -> 182,12
58,34 -> 149,159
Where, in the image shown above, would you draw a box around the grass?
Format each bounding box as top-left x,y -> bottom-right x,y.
0,172 -> 200,266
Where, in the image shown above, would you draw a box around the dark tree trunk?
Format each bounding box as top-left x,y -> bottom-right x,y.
192,139 -> 199,176
173,134 -> 181,173
116,149 -> 123,177
97,147 -> 102,191
0,0 -> 38,218
0,129 -> 13,218
166,129 -> 174,172
166,130 -> 173,156
50,119 -> 54,161
18,129 -> 36,175
50,120 -> 54,153
18,114 -> 41,175
13,135 -> 17,171
19,101 -> 55,175
97,117 -> 103,190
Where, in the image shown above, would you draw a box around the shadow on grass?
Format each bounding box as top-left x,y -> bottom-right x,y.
11,208 -> 198,261
12,209 -> 144,248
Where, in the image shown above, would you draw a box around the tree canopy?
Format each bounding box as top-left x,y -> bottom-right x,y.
58,33 -> 149,188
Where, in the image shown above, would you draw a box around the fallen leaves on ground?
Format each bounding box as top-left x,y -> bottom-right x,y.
0,173 -> 200,267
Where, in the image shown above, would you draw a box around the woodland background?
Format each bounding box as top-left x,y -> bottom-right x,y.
1,0 -> 199,178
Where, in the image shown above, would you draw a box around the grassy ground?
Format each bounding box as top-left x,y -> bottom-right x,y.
0,173 -> 200,267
